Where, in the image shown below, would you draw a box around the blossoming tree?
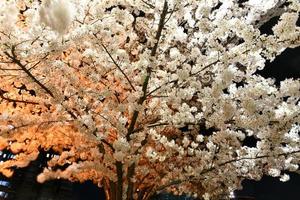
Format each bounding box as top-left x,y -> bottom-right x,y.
0,0 -> 299,199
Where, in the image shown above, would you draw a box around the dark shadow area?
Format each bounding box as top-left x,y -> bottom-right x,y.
234,42 -> 300,200
73,181 -> 105,200
235,173 -> 300,200
0,151 -> 105,200
259,16 -> 280,35
258,46 -> 300,83
151,192 -> 194,200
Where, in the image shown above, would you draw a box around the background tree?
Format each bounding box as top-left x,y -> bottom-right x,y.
0,0 -> 299,199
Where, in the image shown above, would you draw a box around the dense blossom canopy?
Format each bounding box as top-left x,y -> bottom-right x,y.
0,0 -> 299,199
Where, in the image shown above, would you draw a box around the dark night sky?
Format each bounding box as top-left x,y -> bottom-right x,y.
72,181 -> 105,200
233,46 -> 300,200
235,172 -> 300,200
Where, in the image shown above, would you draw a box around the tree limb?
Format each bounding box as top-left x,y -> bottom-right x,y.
0,89 -> 39,105
4,46 -> 54,97
126,0 -> 169,141
116,161 -> 123,200
149,149 -> 300,195
125,2 -> 169,199
97,42 -> 136,91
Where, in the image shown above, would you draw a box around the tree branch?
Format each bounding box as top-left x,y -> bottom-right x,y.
109,179 -> 117,200
141,0 -> 155,9
147,48 -> 252,97
116,161 -> 123,200
125,2 -> 169,199
126,0 -> 169,141
98,42 -> 136,91
3,46 -> 80,120
126,75 -> 149,141
147,80 -> 177,97
0,89 -> 39,105
126,163 -> 135,200
150,150 -> 300,195
4,46 -> 54,97
150,1 -> 169,57
28,53 -> 49,71
101,139 -> 115,152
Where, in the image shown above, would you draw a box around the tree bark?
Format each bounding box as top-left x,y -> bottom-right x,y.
116,161 -> 123,200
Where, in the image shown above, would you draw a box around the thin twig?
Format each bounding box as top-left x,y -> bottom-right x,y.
4,120 -> 74,133
101,139 -> 115,152
164,6 -> 177,25
190,59 -> 220,76
3,47 -> 80,120
4,46 -> 54,97
99,42 -> 136,91
0,89 -> 39,105
150,150 -> 300,194
141,0 -> 155,9
28,53 -> 49,71
147,80 -> 177,97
